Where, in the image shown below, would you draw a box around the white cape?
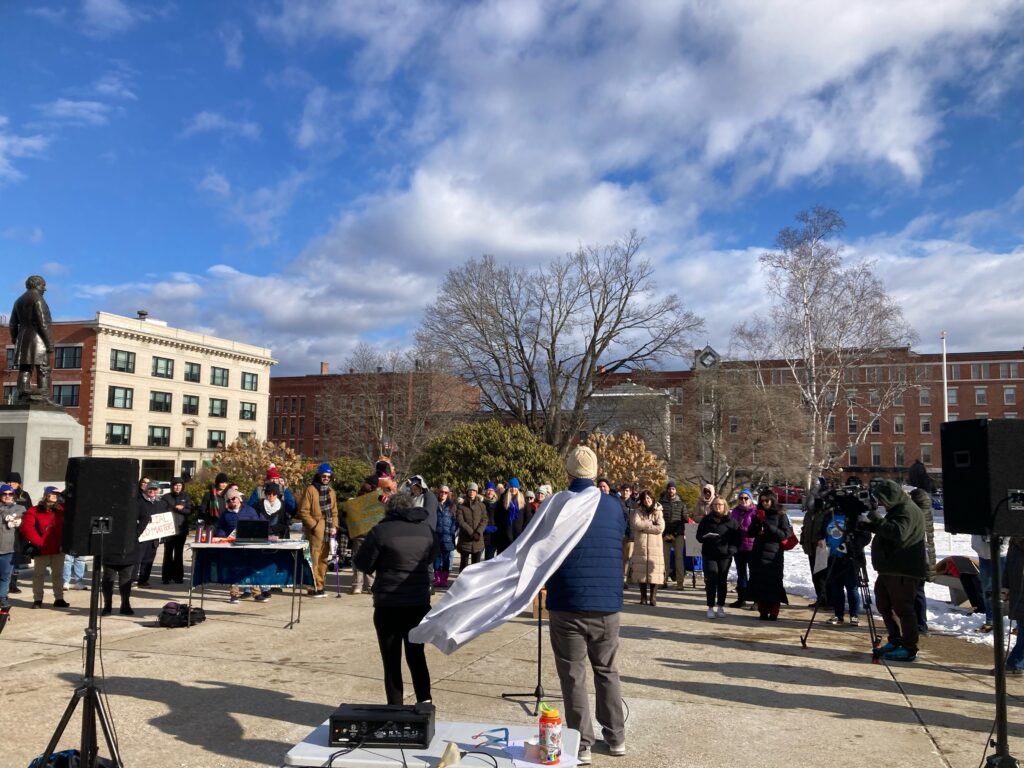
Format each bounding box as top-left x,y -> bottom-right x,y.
409,486 -> 601,654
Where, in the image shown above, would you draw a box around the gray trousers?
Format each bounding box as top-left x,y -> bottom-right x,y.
548,610 -> 625,750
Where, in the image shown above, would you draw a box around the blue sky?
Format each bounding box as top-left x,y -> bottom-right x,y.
2,1 -> 1023,374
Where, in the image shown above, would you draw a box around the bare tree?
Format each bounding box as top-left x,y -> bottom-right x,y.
417,231 -> 704,453
314,344 -> 477,472
733,207 -> 918,489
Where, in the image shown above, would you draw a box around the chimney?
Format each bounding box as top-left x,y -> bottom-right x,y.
320,362 -> 329,375
137,309 -> 149,320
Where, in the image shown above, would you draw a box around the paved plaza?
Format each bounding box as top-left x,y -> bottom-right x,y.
2,557 -> 1021,768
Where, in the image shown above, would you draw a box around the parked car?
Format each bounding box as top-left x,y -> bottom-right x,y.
931,490 -> 943,511
157,481 -> 172,496
771,485 -> 804,505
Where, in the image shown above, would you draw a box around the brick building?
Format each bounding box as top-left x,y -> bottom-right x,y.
2,311 -> 275,480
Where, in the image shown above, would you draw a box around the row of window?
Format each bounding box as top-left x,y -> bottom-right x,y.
848,443 -> 932,467
274,396 -> 307,415
105,423 -> 254,448
5,346 -> 83,371
107,349 -> 258,390
105,386 -> 257,420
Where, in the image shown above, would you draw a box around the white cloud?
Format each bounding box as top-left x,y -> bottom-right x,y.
180,111 -> 261,141
36,98 -> 111,126
0,117 -> 49,182
81,0 -> 147,36
198,168 -> 309,247
40,261 -> 69,275
2,226 -> 45,244
295,86 -> 346,150
27,7 -> 67,25
92,69 -> 137,100
219,23 -> 244,70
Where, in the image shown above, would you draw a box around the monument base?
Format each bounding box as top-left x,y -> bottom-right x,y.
0,403 -> 85,501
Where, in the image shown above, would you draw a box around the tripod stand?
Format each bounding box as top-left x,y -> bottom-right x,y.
36,517 -> 123,768
501,593 -> 561,716
984,532 -> 1018,768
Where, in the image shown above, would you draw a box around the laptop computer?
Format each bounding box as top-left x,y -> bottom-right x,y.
234,519 -> 270,543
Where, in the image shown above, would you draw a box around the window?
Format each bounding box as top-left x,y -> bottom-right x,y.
238,431 -> 254,440
291,396 -> 297,413
948,413 -> 959,421
827,414 -> 835,433
290,418 -> 296,436
871,417 -> 881,434
1005,386 -> 1017,405
865,367 -> 878,383
947,387 -> 958,405
106,423 -> 131,445
848,445 -> 858,465
894,443 -> 906,467
151,356 -> 174,378
273,417 -> 280,435
150,391 -> 172,413
185,428 -> 194,448
54,346 -> 82,369
181,460 -> 196,480
182,394 -> 199,415
915,365 -> 932,381
846,391 -> 857,406
52,384 -> 80,407
209,397 -> 228,418
314,418 -> 321,435
241,372 -> 258,391
110,349 -> 135,373
919,388 -> 930,406
148,426 -> 171,447
274,397 -> 281,415
210,366 -> 229,387
893,390 -> 904,406
207,430 -> 226,449
239,402 -> 257,421
920,415 -> 931,434
300,396 -> 306,413
871,443 -> 882,467
3,385 -> 16,404
729,416 -> 738,433
893,414 -> 905,434
184,362 -> 201,383
1006,412 -> 1018,419
107,386 -> 133,409
299,417 -> 305,436
4,348 -> 14,370
948,364 -> 960,380
868,389 -> 880,406
921,443 -> 933,464
1000,362 -> 1020,379
977,412 -> 989,420
848,414 -> 857,433
975,387 -> 988,406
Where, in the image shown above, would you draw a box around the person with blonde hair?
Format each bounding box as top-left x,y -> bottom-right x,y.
630,489 -> 665,606
696,496 -> 740,618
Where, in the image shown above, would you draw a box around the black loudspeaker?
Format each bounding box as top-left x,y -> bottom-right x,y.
941,419 -> 1024,536
63,457 -> 140,563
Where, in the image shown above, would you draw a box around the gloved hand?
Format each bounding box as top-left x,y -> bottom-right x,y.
484,525 -> 497,534
757,509 -> 766,521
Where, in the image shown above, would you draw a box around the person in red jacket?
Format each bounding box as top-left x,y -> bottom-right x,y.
22,486 -> 69,608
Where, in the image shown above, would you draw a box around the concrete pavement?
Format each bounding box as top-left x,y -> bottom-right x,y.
1,556 -> 1021,768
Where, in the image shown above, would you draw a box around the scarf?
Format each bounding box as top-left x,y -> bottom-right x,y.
506,494 -> 520,527
262,497 -> 282,519
317,483 -> 333,528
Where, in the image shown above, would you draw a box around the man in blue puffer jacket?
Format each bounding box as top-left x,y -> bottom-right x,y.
545,446 -> 626,765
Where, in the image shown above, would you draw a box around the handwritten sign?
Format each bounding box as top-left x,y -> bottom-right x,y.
341,492 -> 386,539
138,511 -> 176,542
684,521 -> 700,553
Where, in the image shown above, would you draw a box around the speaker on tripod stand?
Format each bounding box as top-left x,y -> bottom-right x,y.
941,419 -> 1023,768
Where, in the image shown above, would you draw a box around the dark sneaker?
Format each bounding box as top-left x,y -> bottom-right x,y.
849,616 -> 860,626
9,585 -> 22,594
32,600 -> 43,608
53,599 -> 70,608
827,616 -> 844,625
883,646 -> 917,662
311,590 -> 327,598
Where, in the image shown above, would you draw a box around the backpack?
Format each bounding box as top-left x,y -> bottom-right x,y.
158,601 -> 206,628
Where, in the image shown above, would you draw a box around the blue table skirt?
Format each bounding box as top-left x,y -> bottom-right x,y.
191,547 -> 315,587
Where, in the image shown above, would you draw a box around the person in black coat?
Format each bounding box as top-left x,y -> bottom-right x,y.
746,488 -> 794,621
133,480 -> 163,587
102,487 -> 151,615
161,477 -> 191,584
353,492 -> 439,705
696,496 -> 740,618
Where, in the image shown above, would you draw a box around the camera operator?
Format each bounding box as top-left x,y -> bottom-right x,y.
817,491 -> 871,625
861,480 -> 927,662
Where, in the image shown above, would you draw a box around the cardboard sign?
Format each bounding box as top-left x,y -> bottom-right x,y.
684,521 -> 700,552
139,511 -> 176,542
813,540 -> 830,573
342,492 -> 386,539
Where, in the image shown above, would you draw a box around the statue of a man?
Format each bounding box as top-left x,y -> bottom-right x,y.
10,275 -> 55,403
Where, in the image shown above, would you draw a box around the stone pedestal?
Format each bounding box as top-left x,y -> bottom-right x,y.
0,403 -> 85,502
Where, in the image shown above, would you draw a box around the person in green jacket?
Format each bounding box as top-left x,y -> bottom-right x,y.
866,480 -> 927,662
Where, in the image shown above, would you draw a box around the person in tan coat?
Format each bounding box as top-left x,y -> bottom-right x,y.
630,489 -> 665,606
296,463 -> 339,597
455,482 -> 487,574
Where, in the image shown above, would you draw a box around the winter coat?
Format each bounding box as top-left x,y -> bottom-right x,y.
414,488 -> 439,532
199,486 -> 227,521
800,496 -> 827,557
455,497 -> 487,554
250,498 -> 290,538
630,503 -> 666,585
694,484 -> 716,523
696,513 -> 740,559
246,486 -> 298,522
545,478 -> 627,613
22,503 -> 64,556
214,504 -> 257,537
353,505 -> 438,608
0,501 -> 26,554
731,504 -> 757,552
1006,538 -> 1024,625
868,481 -> 927,580
622,496 -> 636,541
435,499 -> 458,554
660,492 -> 687,537
909,487 -> 936,578
296,483 -> 339,532
483,496 -> 501,546
163,490 -> 192,535
746,508 -> 793,604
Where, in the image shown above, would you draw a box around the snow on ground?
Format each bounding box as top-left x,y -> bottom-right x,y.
781,507 -> 1009,649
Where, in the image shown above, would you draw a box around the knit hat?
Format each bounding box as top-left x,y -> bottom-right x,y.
484,481 -> 497,491
215,472 -> 229,485
146,480 -> 161,490
565,446 -> 598,480
317,463 -> 332,475
6,472 -> 21,484
508,477 -> 521,489
43,486 -> 59,495
666,480 -> 677,488
171,477 -> 184,485
0,484 -> 13,494
525,490 -> 535,499
264,482 -> 281,496
467,482 -> 479,492
225,488 -> 243,501
265,465 -> 282,481
738,488 -> 753,499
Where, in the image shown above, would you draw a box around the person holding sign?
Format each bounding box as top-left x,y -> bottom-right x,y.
101,484 -> 151,615
133,481 -> 163,587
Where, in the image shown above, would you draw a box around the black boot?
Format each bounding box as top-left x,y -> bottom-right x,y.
649,584 -> 658,607
639,584 -> 648,605
101,580 -> 114,616
119,583 -> 134,615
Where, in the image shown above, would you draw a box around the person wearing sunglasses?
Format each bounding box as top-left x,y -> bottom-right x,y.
729,490 -> 757,609
297,463 -> 339,597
